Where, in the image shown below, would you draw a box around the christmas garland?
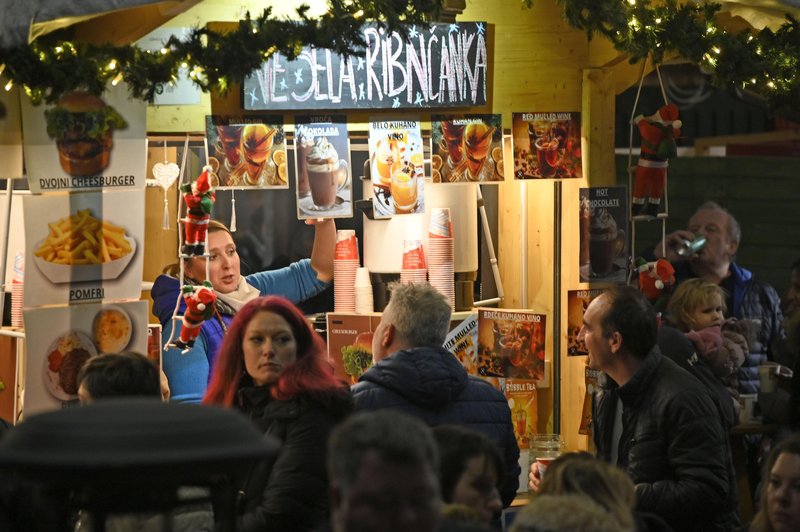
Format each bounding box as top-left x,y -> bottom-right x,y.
529,0 -> 800,117
0,0 -> 798,116
0,0 -> 441,104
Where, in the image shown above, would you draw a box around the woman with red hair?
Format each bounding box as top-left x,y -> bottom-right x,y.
204,296 -> 351,532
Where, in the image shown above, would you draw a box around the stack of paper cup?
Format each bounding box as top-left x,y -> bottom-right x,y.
354,267 -> 374,314
428,208 -> 455,309
400,239 -> 427,284
11,251 -> 24,328
334,230 -> 360,312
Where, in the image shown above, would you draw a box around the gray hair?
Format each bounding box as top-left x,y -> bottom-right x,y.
327,410 -> 440,495
695,201 -> 741,244
384,282 -> 452,347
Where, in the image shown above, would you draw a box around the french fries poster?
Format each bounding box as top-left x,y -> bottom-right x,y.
22,301 -> 148,416
205,115 -> 288,189
23,190 -> 145,307
20,81 -> 147,193
477,308 -> 546,380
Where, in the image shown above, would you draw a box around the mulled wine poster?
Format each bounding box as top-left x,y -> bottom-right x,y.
566,289 -> 605,356
21,82 -> 147,193
477,308 -> 546,380
444,313 -> 479,375
511,112 -> 582,179
368,119 -> 425,218
294,115 -> 353,219
23,190 -> 145,307
430,114 -> 504,183
205,115 -> 288,188
579,186 -> 628,284
22,301 -> 148,416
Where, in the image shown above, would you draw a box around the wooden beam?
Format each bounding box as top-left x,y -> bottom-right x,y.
695,129 -> 800,155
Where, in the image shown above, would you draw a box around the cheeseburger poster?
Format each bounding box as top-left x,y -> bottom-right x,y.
20,82 -> 147,193
22,301 -> 148,416
23,190 -> 145,307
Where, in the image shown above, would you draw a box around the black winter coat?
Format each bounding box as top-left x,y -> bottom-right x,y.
351,346 -> 521,507
234,387 -> 353,532
592,347 -> 737,532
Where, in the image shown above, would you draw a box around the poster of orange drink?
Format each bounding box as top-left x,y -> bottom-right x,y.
368,119 -> 425,218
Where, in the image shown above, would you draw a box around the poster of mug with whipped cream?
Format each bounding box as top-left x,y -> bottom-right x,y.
22,301 -> 148,416
512,112 -> 582,179
430,114 -> 504,183
294,115 -> 353,219
205,115 -> 288,189
368,119 -> 425,218
23,189 -> 145,307
579,186 -> 629,283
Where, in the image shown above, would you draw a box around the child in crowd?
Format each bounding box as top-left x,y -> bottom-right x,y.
667,278 -> 749,419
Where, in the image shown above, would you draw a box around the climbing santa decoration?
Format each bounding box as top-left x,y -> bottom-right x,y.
631,104 -> 681,219
181,165 -> 216,256
165,165 -> 219,352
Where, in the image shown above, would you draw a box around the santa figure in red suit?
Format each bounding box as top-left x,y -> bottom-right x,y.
181,165 -> 215,256
632,104 -> 681,218
174,282 -> 217,351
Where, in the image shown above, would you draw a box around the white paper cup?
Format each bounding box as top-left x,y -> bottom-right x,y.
355,267 -> 372,288
739,393 -> 758,424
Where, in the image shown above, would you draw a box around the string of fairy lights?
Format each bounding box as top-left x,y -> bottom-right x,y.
0,0 -> 798,115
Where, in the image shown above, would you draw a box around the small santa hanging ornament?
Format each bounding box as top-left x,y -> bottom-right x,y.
631,104 -> 681,219
181,165 -> 216,256
173,281 -> 217,352
636,257 -> 676,313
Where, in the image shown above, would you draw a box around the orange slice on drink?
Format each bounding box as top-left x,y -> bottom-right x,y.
273,149 -> 286,166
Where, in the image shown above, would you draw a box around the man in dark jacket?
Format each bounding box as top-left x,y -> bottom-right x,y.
351,282 -> 521,507
652,201 -> 784,394
585,286 -> 736,532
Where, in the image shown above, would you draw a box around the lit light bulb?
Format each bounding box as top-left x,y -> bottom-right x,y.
4,79 -> 13,91
108,59 -> 117,70
111,72 -> 124,86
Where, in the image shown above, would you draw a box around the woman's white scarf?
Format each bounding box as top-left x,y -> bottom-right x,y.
216,277 -> 260,313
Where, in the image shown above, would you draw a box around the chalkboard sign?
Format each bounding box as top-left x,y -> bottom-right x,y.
243,22 -> 489,111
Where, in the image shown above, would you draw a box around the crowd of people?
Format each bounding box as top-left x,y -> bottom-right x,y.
1,200 -> 799,532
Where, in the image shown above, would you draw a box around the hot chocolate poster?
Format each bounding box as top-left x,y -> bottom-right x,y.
368,119 -> 425,218
579,186 -> 628,284
430,114 -> 504,183
205,115 -> 288,189
295,115 -> 353,219
476,308 -> 546,380
511,112 -> 582,179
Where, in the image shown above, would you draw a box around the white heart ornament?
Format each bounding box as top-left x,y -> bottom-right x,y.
153,162 -> 180,189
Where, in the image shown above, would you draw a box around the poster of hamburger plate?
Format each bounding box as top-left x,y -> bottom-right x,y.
23,190 -> 145,307
22,301 -> 148,416
205,115 -> 288,189
20,82 -> 147,193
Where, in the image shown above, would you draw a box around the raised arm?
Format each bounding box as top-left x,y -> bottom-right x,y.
307,218 -> 336,282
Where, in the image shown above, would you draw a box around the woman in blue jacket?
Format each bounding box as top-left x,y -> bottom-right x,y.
152,218 -> 334,402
